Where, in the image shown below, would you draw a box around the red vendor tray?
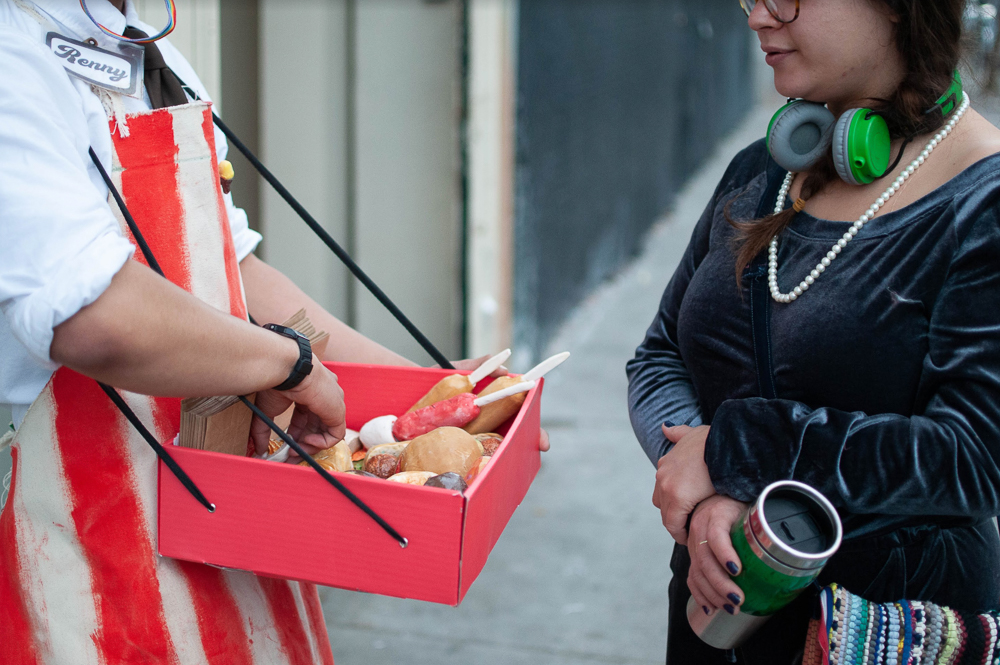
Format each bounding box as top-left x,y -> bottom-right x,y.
157,362 -> 543,605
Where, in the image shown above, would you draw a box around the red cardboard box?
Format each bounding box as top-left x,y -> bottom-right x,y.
157,362 -> 543,605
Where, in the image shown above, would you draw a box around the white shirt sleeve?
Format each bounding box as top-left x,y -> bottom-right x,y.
0,28 -> 134,367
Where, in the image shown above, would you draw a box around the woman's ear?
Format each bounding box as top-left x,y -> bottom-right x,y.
881,3 -> 901,23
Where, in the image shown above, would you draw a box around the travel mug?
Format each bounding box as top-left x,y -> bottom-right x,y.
687,480 -> 843,649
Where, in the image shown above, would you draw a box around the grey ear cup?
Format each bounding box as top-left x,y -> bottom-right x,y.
832,108 -> 862,186
767,102 -> 836,173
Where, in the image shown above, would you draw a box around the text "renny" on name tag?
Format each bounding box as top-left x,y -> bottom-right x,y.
46,33 -> 142,97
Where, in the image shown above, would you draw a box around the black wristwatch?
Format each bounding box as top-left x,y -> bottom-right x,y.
264,324 -> 313,391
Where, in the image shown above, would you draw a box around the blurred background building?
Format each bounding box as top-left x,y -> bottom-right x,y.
122,0 -> 753,369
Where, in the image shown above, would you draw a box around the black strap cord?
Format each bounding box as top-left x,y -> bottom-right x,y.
100,383 -> 215,512
88,148 -> 404,542
213,114 -> 454,370
882,136 -> 913,179
174,79 -> 453,369
89,147 -> 166,277
238,396 -> 407,548
90,148 -> 214,511
92,146 -> 261,327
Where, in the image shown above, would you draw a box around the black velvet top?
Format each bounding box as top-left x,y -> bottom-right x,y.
627,138 -> 1000,547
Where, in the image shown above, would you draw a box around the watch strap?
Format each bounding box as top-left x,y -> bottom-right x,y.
264,324 -> 313,391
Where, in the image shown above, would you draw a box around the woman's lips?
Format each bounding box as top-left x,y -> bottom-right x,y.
764,49 -> 794,66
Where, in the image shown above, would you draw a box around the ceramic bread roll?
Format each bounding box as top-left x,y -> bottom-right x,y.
462,376 -> 526,434
406,349 -> 511,413
475,433 -> 504,456
301,440 -> 353,472
406,374 -> 474,413
398,427 -> 483,477
363,442 -> 408,466
462,352 -> 570,434
386,471 -> 436,486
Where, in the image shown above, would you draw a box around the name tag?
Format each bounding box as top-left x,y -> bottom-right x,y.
46,32 -> 143,97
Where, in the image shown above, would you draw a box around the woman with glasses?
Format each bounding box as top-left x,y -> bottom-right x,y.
628,0 -> 1000,662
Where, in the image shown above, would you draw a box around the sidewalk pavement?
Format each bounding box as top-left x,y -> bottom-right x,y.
320,100 -> 780,665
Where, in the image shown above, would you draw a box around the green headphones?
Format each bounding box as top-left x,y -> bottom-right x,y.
766,72 -> 964,185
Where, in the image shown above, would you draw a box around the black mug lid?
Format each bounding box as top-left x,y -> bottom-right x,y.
763,491 -> 830,555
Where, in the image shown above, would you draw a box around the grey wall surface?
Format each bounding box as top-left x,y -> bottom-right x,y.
259,0 -> 464,364
513,0 -> 753,362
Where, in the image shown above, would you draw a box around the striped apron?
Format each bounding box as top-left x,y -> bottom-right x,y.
0,102 -> 335,665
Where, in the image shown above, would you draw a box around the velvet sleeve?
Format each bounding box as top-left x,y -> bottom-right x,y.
626,148 -> 763,466
626,226 -> 707,466
705,201 -> 1000,520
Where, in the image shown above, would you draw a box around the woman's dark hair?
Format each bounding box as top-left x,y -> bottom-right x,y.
729,0 -> 966,282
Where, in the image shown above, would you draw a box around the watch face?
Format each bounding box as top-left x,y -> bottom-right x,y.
266,323 -> 305,341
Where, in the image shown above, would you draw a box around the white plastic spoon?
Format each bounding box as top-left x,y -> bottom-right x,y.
466,348 -> 512,385
521,351 -> 570,382
474,380 -> 537,406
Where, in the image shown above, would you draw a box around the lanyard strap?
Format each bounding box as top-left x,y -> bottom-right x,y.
88,148 -> 405,546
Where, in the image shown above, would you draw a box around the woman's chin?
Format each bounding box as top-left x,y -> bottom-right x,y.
771,71 -> 817,103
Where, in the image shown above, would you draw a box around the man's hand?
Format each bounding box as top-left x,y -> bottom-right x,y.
448,354 -> 508,378
652,424 -> 716,545
251,359 -> 346,456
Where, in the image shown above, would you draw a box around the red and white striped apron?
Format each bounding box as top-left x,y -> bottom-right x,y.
0,102 -> 335,665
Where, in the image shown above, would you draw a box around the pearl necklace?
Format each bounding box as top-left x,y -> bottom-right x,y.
768,91 -> 971,303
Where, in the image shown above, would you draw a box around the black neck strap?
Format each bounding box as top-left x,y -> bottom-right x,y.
882,135 -> 914,181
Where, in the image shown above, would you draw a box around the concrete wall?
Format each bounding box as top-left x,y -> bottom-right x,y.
466,0 -> 519,358
259,0 -> 465,364
512,0 -> 754,364
351,0 -> 464,362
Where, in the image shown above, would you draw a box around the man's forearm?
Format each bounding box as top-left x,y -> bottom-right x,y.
51,260 -> 301,396
239,254 -> 416,366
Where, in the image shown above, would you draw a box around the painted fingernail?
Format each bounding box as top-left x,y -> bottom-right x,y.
724,604 -> 735,615
728,593 -> 742,605
663,420 -> 676,428
726,561 -> 739,575
703,605 -> 710,615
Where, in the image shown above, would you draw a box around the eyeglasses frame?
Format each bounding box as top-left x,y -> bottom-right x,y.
739,0 -> 800,24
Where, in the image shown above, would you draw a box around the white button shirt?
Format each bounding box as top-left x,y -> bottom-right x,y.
0,0 -> 262,427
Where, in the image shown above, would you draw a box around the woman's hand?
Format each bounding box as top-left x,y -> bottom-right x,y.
652,424 -> 716,545
250,359 -> 346,456
687,495 -> 748,616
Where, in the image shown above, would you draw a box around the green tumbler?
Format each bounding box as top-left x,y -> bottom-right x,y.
686,480 -> 843,649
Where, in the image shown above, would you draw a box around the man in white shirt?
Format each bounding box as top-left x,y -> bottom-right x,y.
0,0 -> 430,430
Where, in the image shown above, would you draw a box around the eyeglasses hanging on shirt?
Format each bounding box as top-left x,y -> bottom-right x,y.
74,0 -> 185,107
79,0 -> 177,43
